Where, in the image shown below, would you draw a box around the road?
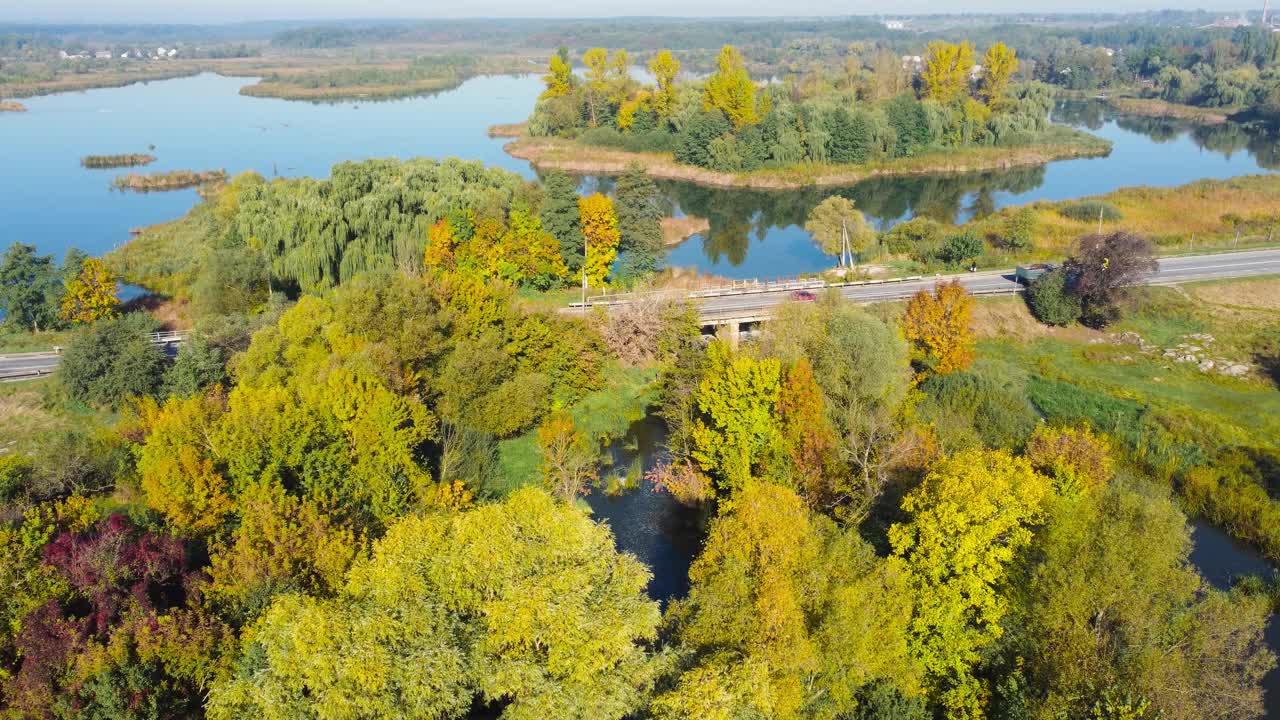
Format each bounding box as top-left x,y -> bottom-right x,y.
692,248 -> 1280,323
0,351 -> 62,383
3,250 -> 1278,382
0,331 -> 187,383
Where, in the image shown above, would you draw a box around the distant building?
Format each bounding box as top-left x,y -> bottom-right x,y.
94,51 -> 112,60
883,19 -> 906,30
901,54 -> 923,71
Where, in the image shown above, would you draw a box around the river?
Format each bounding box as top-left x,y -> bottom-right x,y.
2,73 -> 1277,278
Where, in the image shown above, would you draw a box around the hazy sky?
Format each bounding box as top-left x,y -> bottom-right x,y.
14,0 -> 1259,23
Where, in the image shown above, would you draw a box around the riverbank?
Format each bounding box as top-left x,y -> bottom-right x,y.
1103,96 -> 1231,125
232,55 -> 539,101
81,153 -> 157,169
0,100 -> 25,112
503,126 -> 1112,190
111,169 -> 228,192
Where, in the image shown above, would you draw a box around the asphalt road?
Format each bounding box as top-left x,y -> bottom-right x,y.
3,249 -> 1278,382
0,351 -> 61,382
694,247 -> 1280,323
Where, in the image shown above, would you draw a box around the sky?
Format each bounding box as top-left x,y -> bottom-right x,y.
12,0 -> 1260,23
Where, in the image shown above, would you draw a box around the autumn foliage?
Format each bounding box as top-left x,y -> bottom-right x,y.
578,193 -> 621,288
58,257 -> 119,324
901,280 -> 976,375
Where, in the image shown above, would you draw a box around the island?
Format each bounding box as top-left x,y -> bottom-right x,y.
0,100 -> 26,112
111,169 -> 228,192
510,43 -> 1112,190
81,153 -> 158,169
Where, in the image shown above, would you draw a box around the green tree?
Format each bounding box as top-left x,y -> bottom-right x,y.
803,196 -> 875,265
162,334 -> 226,397
703,45 -> 757,130
1025,268 -> 1081,326
583,47 -> 610,126
1011,485 -> 1273,719
657,482 -> 921,719
889,449 -> 1051,718
689,341 -> 784,497
209,488 -> 662,720
540,170 -> 585,273
613,163 -> 665,279
57,312 -> 166,408
0,242 -> 60,332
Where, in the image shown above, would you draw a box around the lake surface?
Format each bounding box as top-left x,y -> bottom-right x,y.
2,73 -> 1277,277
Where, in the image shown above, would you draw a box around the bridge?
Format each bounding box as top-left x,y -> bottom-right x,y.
573,248 -> 1280,344
0,330 -> 188,383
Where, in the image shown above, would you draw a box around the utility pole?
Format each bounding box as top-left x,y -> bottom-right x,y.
1097,204 -> 1104,235
581,236 -> 588,314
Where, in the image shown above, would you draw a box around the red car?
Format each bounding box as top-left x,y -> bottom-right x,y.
791,290 -> 817,301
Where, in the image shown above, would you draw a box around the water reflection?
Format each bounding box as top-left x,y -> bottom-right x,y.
660,100 -> 1280,278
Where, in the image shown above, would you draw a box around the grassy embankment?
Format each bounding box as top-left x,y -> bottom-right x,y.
81,154 -> 157,169
952,174 -> 1280,268
503,124 -> 1112,191
958,277 -> 1280,560
111,170 -> 228,192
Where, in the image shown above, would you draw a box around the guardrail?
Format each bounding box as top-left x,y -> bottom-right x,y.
571,274 -> 940,309
0,367 -> 55,383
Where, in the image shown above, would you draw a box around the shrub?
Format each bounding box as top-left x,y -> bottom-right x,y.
57,312 -> 166,408
1000,207 -> 1038,251
1058,201 -> 1122,223
934,231 -> 985,267
1025,423 -> 1114,496
918,359 -> 1039,451
1026,269 -> 1081,326
163,335 -> 227,398
884,217 -> 945,257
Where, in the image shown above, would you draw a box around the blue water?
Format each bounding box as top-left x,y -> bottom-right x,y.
0,72 -> 539,260
2,74 -> 1276,279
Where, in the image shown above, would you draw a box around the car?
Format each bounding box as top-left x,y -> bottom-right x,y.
791,290 -> 817,301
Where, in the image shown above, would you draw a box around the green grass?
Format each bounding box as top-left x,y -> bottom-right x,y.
494,364 -> 661,497
0,327 -> 75,354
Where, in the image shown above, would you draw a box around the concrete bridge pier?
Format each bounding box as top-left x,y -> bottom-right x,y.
714,320 -> 741,349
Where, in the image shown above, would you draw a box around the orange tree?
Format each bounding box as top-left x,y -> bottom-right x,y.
59,257 -> 119,324
901,280 -> 976,376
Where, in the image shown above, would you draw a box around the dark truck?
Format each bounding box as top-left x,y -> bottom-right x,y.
1015,263 -> 1057,285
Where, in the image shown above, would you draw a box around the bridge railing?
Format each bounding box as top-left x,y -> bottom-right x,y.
571,273 -> 943,308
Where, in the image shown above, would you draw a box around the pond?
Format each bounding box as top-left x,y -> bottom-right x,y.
2,73 -> 1277,279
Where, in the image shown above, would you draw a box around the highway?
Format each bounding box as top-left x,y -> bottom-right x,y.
690,248 -> 1280,323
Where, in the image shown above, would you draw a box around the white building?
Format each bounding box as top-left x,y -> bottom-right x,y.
883,19 -> 906,30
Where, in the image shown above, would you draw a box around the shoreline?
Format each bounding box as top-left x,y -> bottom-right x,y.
0,100 -> 26,112
502,131 -> 1112,191
1101,96 -> 1230,125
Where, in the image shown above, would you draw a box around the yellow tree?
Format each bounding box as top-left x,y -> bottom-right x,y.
889,449 -> 1052,718
537,410 -> 599,501
704,45 -> 758,130
542,52 -> 574,99
423,217 -> 457,271
901,280 -> 976,375
59,257 -> 119,323
608,49 -> 633,106
980,42 -> 1019,108
921,41 -> 976,104
583,47 -> 610,126
649,49 -> 681,119
578,193 -> 620,287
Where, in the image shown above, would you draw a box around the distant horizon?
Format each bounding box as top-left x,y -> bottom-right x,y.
5,3 -> 1269,25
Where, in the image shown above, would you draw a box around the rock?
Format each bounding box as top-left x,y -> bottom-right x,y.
1198,360 -> 1215,372
1222,364 -> 1250,378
